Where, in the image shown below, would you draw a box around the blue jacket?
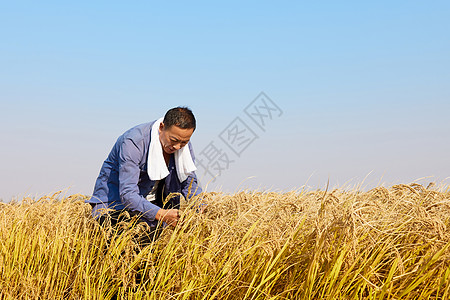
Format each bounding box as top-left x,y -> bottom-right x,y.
86,121 -> 202,225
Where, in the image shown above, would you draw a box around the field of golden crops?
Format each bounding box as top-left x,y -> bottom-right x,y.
1,183 -> 450,299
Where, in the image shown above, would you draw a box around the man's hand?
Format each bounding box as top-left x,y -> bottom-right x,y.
155,209 -> 180,226
198,203 -> 208,214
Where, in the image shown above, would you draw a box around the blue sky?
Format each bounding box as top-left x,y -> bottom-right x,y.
1,1 -> 449,200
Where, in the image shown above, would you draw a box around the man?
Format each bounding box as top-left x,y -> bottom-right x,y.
86,107 -> 202,233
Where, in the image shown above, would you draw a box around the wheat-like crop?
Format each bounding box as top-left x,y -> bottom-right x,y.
1,184 -> 449,299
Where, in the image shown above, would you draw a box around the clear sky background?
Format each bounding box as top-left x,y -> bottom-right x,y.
1,1 -> 449,201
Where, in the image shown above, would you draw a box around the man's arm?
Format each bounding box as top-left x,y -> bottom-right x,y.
181,142 -> 203,199
181,173 -> 202,199
118,138 -> 164,222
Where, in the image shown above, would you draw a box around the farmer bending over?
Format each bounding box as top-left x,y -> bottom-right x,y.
86,107 -> 202,237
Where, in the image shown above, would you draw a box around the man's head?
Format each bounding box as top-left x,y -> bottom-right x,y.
159,107 -> 196,154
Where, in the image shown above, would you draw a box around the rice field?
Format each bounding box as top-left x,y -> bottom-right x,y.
1,183 -> 449,299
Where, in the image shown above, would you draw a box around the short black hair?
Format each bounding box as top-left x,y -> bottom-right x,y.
163,107 -> 196,131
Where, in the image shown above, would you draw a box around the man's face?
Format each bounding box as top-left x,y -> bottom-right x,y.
159,123 -> 194,154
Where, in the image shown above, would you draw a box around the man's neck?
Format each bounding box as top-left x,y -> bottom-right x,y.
163,151 -> 171,166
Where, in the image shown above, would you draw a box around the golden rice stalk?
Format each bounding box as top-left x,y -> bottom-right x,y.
0,183 -> 449,299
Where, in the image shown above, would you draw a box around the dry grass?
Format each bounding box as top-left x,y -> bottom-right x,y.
1,184 -> 450,299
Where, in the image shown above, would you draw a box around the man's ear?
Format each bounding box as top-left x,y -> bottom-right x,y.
159,122 -> 165,133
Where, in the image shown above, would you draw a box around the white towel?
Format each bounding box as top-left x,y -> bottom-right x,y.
147,118 -> 197,182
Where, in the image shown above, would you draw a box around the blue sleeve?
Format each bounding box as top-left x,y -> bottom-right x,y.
118,138 -> 161,222
181,172 -> 202,199
181,142 -> 203,199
